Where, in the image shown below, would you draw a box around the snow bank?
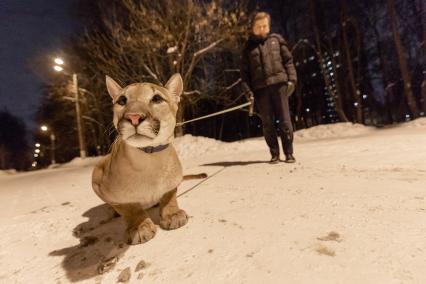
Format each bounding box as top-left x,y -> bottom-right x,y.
33,118 -> 426,169
1,118 -> 426,283
59,157 -> 104,169
294,122 -> 374,141
401,117 -> 426,128
0,169 -> 17,176
173,134 -> 233,159
174,122 -> 375,159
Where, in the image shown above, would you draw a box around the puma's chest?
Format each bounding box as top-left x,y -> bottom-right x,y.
100,147 -> 183,208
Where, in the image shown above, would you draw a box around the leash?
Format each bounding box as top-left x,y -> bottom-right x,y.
176,101 -> 253,127
177,167 -> 227,198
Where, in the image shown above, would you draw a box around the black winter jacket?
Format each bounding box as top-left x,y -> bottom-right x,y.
241,33 -> 297,93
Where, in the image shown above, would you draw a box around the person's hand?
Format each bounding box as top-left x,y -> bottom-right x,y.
287,81 -> 295,96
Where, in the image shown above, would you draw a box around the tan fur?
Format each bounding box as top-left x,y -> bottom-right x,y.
92,74 -> 192,245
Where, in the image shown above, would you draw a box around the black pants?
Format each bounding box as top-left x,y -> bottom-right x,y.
255,83 -> 294,157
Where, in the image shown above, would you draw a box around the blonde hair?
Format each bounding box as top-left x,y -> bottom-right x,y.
251,12 -> 271,27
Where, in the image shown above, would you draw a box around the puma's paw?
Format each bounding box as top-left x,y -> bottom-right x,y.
160,209 -> 188,230
127,218 -> 157,245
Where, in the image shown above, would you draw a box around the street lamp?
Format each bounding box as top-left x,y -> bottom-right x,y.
54,58 -> 64,65
53,65 -> 64,72
41,125 -> 56,165
52,57 -> 87,159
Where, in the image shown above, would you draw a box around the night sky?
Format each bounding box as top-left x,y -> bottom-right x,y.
0,0 -> 77,131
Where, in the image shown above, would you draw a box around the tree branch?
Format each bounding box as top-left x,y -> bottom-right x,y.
184,38 -> 225,85
142,63 -> 162,85
183,90 -> 202,96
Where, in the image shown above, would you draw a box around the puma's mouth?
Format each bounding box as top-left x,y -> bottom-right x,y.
130,133 -> 156,139
118,118 -> 159,139
118,117 -> 174,148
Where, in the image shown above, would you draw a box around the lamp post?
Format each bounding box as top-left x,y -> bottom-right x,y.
53,57 -> 87,159
41,125 -> 56,165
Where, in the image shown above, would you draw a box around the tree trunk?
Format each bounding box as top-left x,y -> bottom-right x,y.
0,145 -> 6,170
341,0 -> 363,123
419,0 -> 426,113
387,0 -> 419,118
378,41 -> 395,124
309,0 -> 349,122
175,107 -> 184,137
371,2 -> 394,123
422,80 -> 426,114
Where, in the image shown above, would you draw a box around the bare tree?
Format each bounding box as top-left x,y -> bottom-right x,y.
418,0 -> 426,113
0,110 -> 30,170
75,0 -> 249,137
340,0 -> 363,122
387,0 -> 420,118
309,0 -> 349,122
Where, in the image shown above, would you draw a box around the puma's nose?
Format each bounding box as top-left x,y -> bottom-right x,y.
125,114 -> 145,126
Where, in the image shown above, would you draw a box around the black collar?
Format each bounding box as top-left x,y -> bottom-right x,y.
138,144 -> 169,154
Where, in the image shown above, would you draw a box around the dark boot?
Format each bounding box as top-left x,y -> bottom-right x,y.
270,155 -> 280,164
284,154 -> 296,163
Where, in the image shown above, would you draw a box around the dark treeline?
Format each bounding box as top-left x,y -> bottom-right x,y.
33,0 -> 425,168
0,109 -> 31,171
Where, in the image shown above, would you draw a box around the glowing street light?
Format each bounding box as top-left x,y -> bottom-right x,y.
54,57 -> 64,65
40,124 -> 56,165
35,143 -> 41,147
53,65 -> 64,72
34,154 -> 39,158
51,57 -> 86,159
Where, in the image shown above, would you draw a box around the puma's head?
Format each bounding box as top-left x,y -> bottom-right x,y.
106,74 -> 183,148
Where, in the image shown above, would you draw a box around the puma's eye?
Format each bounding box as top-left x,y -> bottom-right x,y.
151,94 -> 163,104
116,96 -> 127,106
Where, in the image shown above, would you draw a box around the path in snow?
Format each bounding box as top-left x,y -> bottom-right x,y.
0,120 -> 425,283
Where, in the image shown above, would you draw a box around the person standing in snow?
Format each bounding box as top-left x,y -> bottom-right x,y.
240,11 -> 297,164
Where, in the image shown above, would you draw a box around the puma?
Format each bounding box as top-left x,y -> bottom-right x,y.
91,74 -> 203,245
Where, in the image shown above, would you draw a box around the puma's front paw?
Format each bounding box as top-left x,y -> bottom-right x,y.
127,218 -> 157,245
160,209 -> 188,230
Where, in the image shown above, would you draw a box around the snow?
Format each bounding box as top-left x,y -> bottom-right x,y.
166,46 -> 178,54
1,119 -> 426,283
0,169 -> 17,176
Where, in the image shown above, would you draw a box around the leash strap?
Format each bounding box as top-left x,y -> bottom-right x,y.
176,101 -> 252,127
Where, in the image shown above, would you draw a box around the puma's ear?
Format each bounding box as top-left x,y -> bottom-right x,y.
106,75 -> 122,100
165,73 -> 183,100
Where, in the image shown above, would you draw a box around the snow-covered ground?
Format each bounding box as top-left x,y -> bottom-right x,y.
1,119 -> 425,284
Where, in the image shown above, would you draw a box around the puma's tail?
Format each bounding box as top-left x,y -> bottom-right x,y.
183,173 -> 208,180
